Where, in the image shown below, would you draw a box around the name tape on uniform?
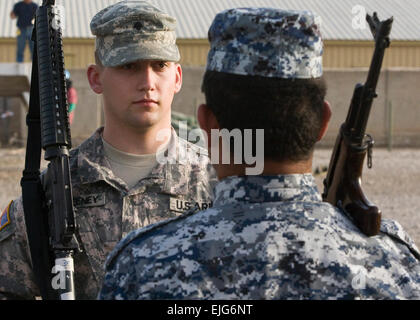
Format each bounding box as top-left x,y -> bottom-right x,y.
74,193 -> 106,208
170,197 -> 213,213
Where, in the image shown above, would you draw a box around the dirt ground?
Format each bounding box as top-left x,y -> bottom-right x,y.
313,148 -> 420,247
1,147 -> 419,247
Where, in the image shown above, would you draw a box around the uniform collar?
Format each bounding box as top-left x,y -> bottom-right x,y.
213,174 -> 322,206
74,127 -> 189,195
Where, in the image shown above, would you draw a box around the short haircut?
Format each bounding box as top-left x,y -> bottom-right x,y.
201,71 -> 327,162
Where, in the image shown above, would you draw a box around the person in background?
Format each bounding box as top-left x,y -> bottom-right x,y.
10,0 -> 38,63
65,70 -> 78,125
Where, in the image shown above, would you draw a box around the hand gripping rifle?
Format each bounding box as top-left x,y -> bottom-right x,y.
20,0 -> 79,300
322,13 -> 393,237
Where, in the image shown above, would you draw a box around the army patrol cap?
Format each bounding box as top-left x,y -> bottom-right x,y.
206,7 -> 323,79
91,0 -> 180,67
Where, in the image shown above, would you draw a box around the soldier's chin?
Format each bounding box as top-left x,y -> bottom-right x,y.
128,115 -> 161,131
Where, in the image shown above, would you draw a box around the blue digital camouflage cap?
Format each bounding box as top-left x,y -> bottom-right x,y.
90,0 -> 180,67
206,7 -> 323,79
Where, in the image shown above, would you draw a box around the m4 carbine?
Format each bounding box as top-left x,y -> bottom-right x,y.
21,0 -> 79,300
322,13 -> 393,237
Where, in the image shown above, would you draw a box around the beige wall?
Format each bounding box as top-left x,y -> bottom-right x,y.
323,41 -> 420,68
63,67 -> 420,148
321,68 -> 420,147
1,66 -> 419,148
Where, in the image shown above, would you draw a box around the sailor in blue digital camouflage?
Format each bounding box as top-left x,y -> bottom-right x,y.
99,7 -> 420,300
0,0 -> 216,300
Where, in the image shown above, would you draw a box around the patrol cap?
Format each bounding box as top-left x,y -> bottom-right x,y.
90,0 -> 180,67
206,7 -> 323,79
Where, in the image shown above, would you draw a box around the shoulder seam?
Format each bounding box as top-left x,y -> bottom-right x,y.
380,231 -> 420,261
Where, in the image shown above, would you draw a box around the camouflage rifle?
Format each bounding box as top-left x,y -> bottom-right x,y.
21,0 -> 79,300
322,12 -> 393,236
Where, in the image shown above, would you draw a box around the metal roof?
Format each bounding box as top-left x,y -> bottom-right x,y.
1,0 -> 419,41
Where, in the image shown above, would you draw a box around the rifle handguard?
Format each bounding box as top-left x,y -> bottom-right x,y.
36,3 -> 71,158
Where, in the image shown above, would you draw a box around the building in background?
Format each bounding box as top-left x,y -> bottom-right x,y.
0,0 -> 419,146
1,0 -> 419,68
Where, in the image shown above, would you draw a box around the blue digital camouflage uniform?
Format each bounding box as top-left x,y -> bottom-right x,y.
98,7 -> 420,300
99,175 -> 420,299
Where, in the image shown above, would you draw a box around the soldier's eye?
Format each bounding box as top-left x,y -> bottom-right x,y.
156,61 -> 168,69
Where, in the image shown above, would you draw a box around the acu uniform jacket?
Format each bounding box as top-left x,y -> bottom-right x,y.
0,127 -> 217,299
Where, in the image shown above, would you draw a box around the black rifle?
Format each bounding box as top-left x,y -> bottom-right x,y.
322,13 -> 393,236
21,0 -> 79,300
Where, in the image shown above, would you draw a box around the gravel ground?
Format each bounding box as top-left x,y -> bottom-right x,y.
1,147 -> 419,247
313,148 -> 420,247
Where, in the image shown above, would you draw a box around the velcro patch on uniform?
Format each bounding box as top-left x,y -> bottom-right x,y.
74,193 -> 106,208
0,201 -> 13,231
170,197 -> 213,213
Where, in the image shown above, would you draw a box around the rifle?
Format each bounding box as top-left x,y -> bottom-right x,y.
322,13 -> 393,237
20,0 -> 79,300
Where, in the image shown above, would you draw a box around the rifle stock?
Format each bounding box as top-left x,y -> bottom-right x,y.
322,13 -> 393,236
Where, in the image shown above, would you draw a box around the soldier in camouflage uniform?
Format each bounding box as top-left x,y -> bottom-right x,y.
0,0 -> 216,299
99,7 -> 420,300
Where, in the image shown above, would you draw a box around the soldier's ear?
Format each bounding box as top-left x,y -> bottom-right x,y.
173,63 -> 182,94
317,100 -> 332,141
197,104 -> 219,132
87,64 -> 103,94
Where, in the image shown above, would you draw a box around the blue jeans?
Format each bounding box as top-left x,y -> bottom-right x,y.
16,26 -> 34,63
